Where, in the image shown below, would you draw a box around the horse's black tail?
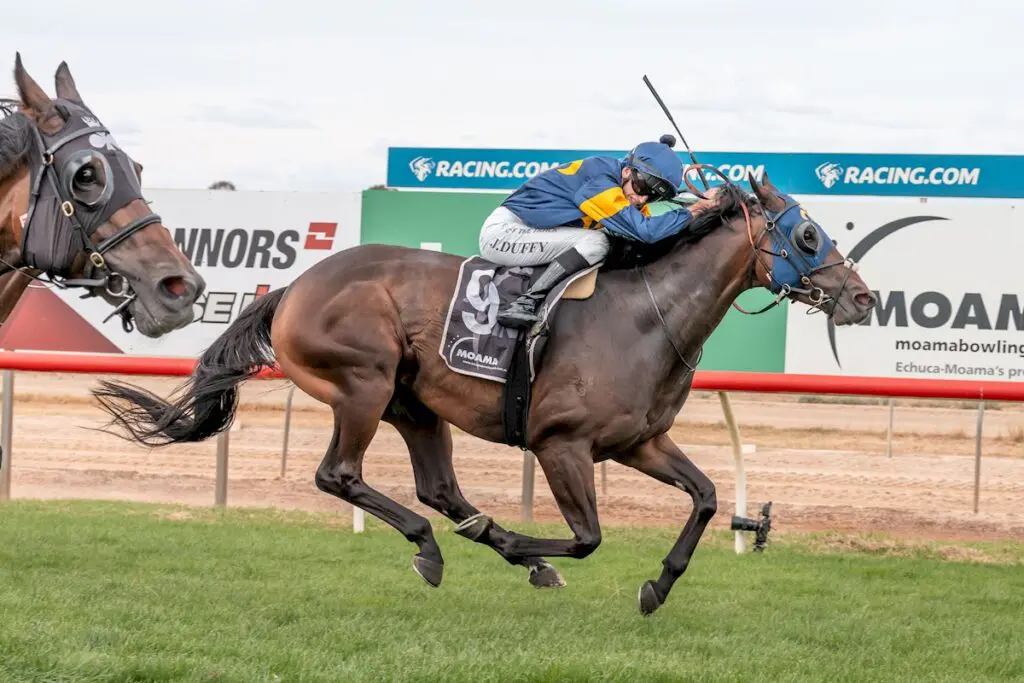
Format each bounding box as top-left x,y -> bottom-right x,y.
92,288 -> 287,447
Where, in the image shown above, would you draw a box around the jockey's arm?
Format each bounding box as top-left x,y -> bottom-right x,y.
573,179 -> 695,244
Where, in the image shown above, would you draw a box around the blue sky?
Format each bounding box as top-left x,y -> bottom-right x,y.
5,0 -> 1020,192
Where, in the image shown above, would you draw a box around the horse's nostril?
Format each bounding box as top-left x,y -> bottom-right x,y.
855,291 -> 876,308
159,276 -> 189,299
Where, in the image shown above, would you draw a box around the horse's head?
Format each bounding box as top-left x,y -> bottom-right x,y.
745,172 -> 875,325
2,53 -> 204,337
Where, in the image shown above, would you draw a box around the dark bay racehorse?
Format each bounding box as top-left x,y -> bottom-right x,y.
93,171 -> 876,615
0,53 -> 204,337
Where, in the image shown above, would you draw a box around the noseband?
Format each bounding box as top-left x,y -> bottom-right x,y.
1,100 -> 162,332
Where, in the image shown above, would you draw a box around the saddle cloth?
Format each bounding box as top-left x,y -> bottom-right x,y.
439,255 -> 600,383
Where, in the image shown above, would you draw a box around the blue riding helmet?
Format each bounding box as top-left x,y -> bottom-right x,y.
624,135 -> 683,201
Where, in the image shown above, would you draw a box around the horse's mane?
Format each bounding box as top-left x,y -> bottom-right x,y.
602,183 -> 763,270
0,99 -> 33,184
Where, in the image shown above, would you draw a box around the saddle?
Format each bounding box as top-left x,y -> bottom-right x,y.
439,256 -> 600,448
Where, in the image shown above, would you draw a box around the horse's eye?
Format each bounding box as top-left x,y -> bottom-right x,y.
795,223 -> 820,255
74,165 -> 96,186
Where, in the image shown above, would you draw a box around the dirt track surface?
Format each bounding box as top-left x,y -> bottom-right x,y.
5,372 -> 1024,543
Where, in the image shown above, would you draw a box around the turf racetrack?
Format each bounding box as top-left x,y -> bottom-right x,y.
1,501 -> 1021,682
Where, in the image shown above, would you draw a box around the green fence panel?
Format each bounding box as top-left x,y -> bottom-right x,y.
360,189 -> 501,255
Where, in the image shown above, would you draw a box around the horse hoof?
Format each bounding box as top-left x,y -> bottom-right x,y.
453,513 -> 492,541
529,561 -> 566,589
638,580 -> 663,616
412,555 -> 444,587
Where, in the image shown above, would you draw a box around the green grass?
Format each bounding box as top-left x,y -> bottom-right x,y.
0,501 -> 1021,683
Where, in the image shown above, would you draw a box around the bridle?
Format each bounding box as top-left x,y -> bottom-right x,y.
681,164 -> 857,318
641,164 -> 859,375
0,100 -> 162,332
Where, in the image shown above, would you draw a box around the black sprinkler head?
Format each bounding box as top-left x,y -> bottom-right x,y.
730,501 -> 773,552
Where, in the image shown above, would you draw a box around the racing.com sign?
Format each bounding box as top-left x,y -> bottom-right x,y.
409,155 -> 764,187
411,157 -> 564,181
815,161 -> 980,190
388,146 -> 1024,198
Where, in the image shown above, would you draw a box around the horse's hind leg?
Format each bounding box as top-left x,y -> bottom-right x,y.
384,400 -> 565,589
614,433 -> 717,616
276,281 -> 444,587
462,436 -> 603,563
314,402 -> 445,588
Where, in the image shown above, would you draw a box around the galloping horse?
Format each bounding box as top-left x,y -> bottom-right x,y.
0,53 -> 204,337
93,170 -> 876,615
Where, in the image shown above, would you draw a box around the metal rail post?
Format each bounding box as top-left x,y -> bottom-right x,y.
280,385 -> 297,478
718,391 -> 747,554
973,400 -> 985,513
215,430 -> 229,507
0,370 -> 13,501
522,451 -> 535,522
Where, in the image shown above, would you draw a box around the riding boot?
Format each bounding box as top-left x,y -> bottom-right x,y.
497,248 -> 591,329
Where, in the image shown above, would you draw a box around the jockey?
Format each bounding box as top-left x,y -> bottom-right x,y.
478,134 -> 720,329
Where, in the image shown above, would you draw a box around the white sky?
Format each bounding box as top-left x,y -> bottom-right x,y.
4,0 -> 1021,192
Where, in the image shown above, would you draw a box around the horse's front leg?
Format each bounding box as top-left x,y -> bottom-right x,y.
614,433 -> 718,616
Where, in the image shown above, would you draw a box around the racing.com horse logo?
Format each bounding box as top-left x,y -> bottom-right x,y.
815,161 -> 844,189
409,156 -> 436,182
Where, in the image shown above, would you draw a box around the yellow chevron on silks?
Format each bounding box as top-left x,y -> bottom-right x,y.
579,187 -> 652,229
557,160 -> 584,175
580,186 -> 630,223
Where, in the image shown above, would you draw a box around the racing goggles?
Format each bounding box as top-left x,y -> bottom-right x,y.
629,167 -> 676,202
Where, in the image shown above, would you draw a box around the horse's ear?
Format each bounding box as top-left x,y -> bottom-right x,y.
14,53 -> 61,131
14,53 -> 51,112
748,171 -> 768,201
54,61 -> 84,105
749,171 -> 784,211
761,171 -> 779,193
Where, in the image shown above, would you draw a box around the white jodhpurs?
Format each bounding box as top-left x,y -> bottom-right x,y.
478,206 -> 609,266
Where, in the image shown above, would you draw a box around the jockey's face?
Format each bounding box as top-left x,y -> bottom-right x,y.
621,167 -> 649,208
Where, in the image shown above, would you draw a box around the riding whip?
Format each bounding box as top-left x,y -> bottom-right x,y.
642,74 -> 710,192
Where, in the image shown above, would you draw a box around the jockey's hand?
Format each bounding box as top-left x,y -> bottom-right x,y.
687,187 -> 722,216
